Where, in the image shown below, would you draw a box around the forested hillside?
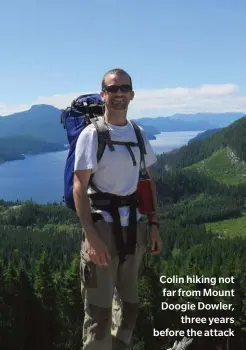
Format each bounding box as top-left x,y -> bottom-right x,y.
0,135 -> 67,163
1,116 -> 246,349
159,114 -> 246,168
0,171 -> 246,349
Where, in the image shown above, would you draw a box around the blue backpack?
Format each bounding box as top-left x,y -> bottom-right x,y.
61,93 -> 147,211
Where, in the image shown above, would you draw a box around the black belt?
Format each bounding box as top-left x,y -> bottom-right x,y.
89,191 -> 138,263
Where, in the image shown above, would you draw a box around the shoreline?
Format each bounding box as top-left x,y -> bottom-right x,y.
0,147 -> 68,166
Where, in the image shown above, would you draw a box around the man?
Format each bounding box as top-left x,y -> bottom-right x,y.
73,68 -> 162,350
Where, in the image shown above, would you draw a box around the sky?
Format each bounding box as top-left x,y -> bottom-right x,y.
0,0 -> 246,118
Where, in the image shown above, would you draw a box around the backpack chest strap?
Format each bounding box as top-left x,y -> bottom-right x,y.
92,118 -> 146,168
110,141 -> 139,166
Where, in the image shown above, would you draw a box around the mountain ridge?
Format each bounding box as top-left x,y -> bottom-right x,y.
160,114 -> 246,169
0,135 -> 67,164
0,104 -> 245,165
188,128 -> 222,144
1,104 -> 244,144
169,112 -> 245,127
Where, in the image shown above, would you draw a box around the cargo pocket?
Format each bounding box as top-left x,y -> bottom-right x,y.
137,219 -> 149,248
80,258 -> 98,288
94,218 -> 116,258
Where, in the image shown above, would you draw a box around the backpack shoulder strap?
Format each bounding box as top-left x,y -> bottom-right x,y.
92,117 -> 115,162
91,118 -> 148,165
130,120 -> 148,174
130,120 -> 147,155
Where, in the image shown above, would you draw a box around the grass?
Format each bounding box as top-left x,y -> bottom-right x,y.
206,207 -> 246,237
185,147 -> 246,236
186,147 -> 246,185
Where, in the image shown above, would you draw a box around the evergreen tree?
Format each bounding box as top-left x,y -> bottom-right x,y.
34,250 -> 58,350
58,254 -> 83,349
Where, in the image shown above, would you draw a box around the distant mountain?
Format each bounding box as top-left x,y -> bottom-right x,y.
0,104 -> 158,143
188,128 -> 221,144
0,106 -> 245,158
0,135 -> 67,164
135,112 -> 245,131
169,112 -> 244,127
0,105 -> 66,144
134,116 -> 216,132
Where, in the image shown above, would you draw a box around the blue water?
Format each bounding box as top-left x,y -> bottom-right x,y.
0,131 -> 202,203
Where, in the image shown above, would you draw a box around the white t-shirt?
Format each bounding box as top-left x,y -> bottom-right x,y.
74,119 -> 157,225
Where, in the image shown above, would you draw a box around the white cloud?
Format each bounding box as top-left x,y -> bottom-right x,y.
1,84 -> 246,117
0,103 -> 30,116
129,84 -> 246,117
33,92 -> 94,110
193,84 -> 238,96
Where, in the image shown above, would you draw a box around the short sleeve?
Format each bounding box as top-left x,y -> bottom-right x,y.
74,124 -> 98,173
140,128 -> 157,167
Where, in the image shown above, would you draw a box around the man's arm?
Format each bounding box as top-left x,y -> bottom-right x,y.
146,167 -> 159,224
146,166 -> 162,254
73,169 -> 110,265
73,169 -> 96,234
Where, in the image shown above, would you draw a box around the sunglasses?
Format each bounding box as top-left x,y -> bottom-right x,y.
103,84 -> 132,93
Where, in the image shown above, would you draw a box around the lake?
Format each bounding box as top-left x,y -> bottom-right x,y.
0,131 -> 202,204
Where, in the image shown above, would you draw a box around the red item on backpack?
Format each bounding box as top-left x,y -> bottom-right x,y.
137,175 -> 155,215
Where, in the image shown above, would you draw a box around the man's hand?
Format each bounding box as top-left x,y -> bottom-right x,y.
150,225 -> 162,254
73,169 -> 111,266
84,230 -> 111,266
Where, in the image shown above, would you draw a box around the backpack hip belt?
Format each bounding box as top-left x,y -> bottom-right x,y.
88,191 -> 139,263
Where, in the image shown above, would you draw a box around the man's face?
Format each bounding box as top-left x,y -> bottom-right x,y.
100,73 -> 134,111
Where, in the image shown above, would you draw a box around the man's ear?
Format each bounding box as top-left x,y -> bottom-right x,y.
100,91 -> 105,102
130,90 -> 135,101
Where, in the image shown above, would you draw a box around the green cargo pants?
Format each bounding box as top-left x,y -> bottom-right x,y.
80,217 -> 149,350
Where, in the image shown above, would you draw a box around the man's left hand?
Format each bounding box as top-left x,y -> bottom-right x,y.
150,225 -> 162,254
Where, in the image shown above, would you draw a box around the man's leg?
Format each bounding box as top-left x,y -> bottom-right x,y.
80,218 -> 119,350
111,219 -> 149,349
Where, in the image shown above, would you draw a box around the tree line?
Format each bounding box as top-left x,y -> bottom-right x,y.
0,157 -> 246,349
